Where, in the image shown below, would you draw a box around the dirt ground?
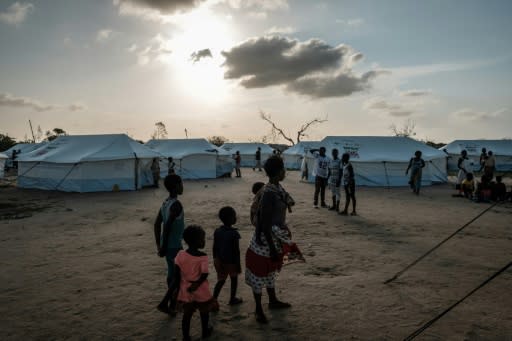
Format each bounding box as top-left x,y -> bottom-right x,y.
1,169 -> 511,340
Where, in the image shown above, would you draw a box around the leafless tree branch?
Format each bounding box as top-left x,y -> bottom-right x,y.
260,111 -> 328,145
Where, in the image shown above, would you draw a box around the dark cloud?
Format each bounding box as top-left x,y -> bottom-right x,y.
113,0 -> 205,15
222,36 -> 384,98
287,70 -> 385,99
190,49 -> 212,63
0,92 -> 86,112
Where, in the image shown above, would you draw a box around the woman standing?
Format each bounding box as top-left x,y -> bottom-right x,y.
456,150 -> 470,195
405,150 -> 426,195
245,155 -> 293,323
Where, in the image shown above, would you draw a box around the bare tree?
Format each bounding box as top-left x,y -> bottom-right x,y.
151,122 -> 168,139
389,119 -> 416,138
259,110 -> 327,145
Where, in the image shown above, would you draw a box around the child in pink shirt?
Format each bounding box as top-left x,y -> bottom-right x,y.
172,225 -> 218,341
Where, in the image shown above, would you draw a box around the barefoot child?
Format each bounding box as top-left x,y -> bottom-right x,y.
172,225 -> 217,341
154,174 -> 185,314
212,206 -> 243,305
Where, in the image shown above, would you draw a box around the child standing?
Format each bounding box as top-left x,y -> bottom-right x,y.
212,207 -> 243,305
154,174 -> 185,315
234,151 -> 241,177
172,225 -> 217,341
405,150 -> 426,195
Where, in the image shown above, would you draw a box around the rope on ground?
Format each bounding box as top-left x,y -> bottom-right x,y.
384,201 -> 502,284
403,260 -> 512,340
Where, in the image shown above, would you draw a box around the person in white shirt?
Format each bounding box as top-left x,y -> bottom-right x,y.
310,147 -> 330,208
327,148 -> 342,212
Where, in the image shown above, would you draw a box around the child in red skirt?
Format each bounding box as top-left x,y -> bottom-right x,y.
172,225 -> 218,341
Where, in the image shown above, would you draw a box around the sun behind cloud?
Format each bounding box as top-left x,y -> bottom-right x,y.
164,6 -> 236,104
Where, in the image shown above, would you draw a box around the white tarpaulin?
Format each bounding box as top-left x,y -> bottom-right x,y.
282,141 -> 320,170
2,142 -> 46,168
0,153 -> 7,178
304,136 -> 448,186
17,134 -> 161,192
441,139 -> 512,172
145,139 -> 233,179
220,142 -> 274,167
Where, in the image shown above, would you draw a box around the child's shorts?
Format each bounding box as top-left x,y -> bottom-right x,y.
214,259 -> 240,281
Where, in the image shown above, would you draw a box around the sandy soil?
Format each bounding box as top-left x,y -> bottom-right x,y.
1,170 -> 511,340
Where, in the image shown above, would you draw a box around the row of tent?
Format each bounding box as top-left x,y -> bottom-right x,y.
1,134 -> 510,192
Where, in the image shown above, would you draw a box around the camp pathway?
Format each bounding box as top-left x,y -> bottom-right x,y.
0,170 -> 511,340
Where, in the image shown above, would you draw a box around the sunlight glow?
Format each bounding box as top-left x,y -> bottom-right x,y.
165,7 -> 236,104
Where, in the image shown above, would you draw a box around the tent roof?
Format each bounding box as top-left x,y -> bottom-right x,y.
2,142 -> 46,155
0,153 -> 7,159
441,139 -> 512,156
220,142 -> 274,154
319,136 -> 446,162
18,134 -> 161,163
283,141 -> 320,155
145,138 -> 227,158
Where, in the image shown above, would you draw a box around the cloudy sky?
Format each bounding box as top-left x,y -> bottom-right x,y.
1,0 -> 511,143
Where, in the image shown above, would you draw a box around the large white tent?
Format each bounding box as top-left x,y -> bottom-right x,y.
282,141 -> 320,170
17,134 -> 160,192
0,153 -> 7,178
304,136 -> 448,187
441,139 -> 512,172
220,143 -> 274,167
145,139 -> 233,179
2,142 -> 46,168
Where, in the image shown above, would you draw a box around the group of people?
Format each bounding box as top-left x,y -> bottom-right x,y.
455,148 -> 510,202
231,147 -> 261,178
309,147 -> 357,215
153,155 -> 302,340
150,157 -> 176,188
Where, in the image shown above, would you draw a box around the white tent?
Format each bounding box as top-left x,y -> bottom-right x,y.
304,136 -> 447,187
220,143 -> 274,167
17,134 -> 160,192
0,153 -> 7,178
282,141 -> 320,170
2,142 -> 46,168
441,139 -> 512,172
145,139 -> 233,179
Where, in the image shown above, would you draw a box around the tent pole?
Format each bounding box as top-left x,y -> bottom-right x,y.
133,153 -> 139,190
383,161 -> 390,189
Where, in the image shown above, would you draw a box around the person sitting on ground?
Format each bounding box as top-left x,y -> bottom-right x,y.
461,172 -> 475,200
212,206 -> 243,305
475,175 -> 492,203
492,176 -> 507,201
